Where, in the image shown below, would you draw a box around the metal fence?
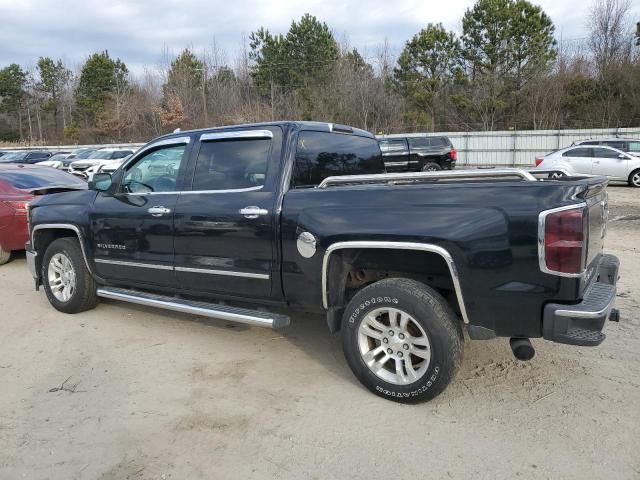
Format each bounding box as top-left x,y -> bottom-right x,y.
381,127 -> 640,167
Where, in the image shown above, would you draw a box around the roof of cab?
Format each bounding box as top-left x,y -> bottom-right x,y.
152,121 -> 375,144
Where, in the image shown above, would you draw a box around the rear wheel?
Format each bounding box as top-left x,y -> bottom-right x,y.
42,238 -> 98,313
421,162 -> 442,172
629,169 -> 640,188
0,247 -> 10,265
341,278 -> 463,403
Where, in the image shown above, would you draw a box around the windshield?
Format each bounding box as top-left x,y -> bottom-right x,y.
0,152 -> 29,161
88,150 -> 115,159
74,149 -> 97,159
0,168 -> 87,189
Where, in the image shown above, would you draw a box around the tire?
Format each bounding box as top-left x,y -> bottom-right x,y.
421,162 -> 442,172
0,246 -> 10,265
628,169 -> 640,188
42,238 -> 98,314
341,278 -> 463,403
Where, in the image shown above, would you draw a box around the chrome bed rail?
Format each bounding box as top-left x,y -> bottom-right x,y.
317,168 -> 537,188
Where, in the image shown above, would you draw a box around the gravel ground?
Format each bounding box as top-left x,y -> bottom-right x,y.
0,186 -> 638,480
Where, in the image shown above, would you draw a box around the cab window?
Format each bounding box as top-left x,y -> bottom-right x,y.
121,144 -> 187,194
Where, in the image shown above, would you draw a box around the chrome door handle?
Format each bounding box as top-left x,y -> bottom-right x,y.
239,206 -> 268,219
148,206 -> 172,217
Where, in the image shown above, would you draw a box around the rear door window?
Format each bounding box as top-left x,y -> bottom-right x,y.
563,148 -> 592,158
379,138 -> 408,154
192,138 -> 271,191
293,131 -> 383,188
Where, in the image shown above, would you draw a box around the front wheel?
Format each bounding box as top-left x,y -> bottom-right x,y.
629,169 -> 640,188
341,278 -> 463,403
42,238 -> 98,313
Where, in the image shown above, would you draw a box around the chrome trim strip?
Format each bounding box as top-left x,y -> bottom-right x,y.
538,203 -> 588,278
317,168 -> 537,188
94,258 -> 173,270
383,161 -> 410,166
96,287 -> 289,328
175,266 -> 270,279
31,224 -> 95,277
180,186 -> 264,195
200,130 -> 273,141
321,241 -> 470,324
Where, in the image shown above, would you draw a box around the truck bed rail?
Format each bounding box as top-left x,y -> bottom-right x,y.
317,168 -> 538,188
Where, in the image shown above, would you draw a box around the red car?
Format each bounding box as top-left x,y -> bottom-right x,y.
0,164 -> 86,264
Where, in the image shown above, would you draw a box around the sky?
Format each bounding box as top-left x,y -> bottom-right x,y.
0,0 -> 638,75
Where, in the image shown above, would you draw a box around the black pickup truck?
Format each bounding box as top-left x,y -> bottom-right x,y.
25,121 -> 620,403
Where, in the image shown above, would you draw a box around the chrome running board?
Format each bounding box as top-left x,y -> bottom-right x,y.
96,287 -> 290,329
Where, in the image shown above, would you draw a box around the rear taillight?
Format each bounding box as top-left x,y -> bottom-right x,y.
449,149 -> 457,161
535,158 -> 544,166
540,205 -> 587,275
3,200 -> 30,215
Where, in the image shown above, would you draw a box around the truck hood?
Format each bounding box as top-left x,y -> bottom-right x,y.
30,188 -> 98,207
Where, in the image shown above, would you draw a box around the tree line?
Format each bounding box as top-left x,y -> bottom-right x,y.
0,0 -> 638,144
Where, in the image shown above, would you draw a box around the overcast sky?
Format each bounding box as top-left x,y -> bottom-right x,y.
0,0 -> 638,74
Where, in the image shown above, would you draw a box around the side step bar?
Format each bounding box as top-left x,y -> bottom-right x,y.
96,287 -> 290,329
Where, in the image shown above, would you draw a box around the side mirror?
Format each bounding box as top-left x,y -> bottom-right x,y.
618,154 -> 627,159
88,172 -> 113,192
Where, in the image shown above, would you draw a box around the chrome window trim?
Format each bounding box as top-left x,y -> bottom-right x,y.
537,202 -> 588,278
321,241 -> 470,324
175,266 -> 269,279
180,186 -> 264,195
200,130 -> 273,141
94,258 -> 173,270
121,136 -> 191,171
31,224 -> 95,277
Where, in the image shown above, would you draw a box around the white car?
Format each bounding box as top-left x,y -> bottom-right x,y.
68,148 -> 134,178
84,156 -> 129,181
536,145 -> 640,188
37,152 -> 72,169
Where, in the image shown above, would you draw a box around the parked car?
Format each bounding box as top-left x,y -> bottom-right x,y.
38,152 -> 73,169
0,151 -> 16,158
535,145 -> 640,187
68,148 -> 134,177
26,121 -> 619,403
83,155 -> 131,181
575,137 -> 640,157
61,148 -> 100,170
0,150 -> 52,164
0,164 -> 86,264
377,135 -> 457,172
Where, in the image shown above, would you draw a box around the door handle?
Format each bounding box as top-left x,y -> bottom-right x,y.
148,206 -> 172,217
239,206 -> 269,219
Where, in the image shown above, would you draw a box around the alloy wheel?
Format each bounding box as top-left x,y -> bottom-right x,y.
47,253 -> 77,302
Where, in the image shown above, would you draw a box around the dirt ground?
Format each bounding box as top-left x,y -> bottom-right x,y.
0,186 -> 638,480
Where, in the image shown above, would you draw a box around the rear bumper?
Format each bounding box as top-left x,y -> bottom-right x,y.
543,254 -> 620,346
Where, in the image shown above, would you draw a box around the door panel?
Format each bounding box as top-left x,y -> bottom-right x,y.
562,147 -> 593,175
591,147 -> 628,179
173,129 -> 280,299
89,140 -> 190,286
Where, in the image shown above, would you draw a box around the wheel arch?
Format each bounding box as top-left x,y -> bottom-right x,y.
322,241 -> 470,329
31,224 -> 99,282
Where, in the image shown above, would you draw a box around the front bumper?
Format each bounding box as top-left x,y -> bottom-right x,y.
543,254 -> 620,346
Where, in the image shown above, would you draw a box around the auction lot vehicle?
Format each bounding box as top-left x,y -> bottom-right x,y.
1,150 -> 52,164
25,122 -> 620,403
68,148 -> 135,177
536,145 -> 640,187
576,137 -> 640,157
377,135 -> 457,172
0,164 -> 85,264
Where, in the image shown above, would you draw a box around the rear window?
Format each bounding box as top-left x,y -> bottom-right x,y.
293,132 -> 383,188
0,168 -> 86,189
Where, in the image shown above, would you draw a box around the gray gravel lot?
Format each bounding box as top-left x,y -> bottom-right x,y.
0,186 -> 639,480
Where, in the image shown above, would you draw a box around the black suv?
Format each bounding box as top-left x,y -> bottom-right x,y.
377,135 -> 457,172
576,138 -> 640,156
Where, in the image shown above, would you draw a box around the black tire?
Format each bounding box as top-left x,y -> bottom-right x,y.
0,246 -> 10,265
421,162 -> 442,172
341,278 -> 463,403
42,237 -> 98,314
628,169 -> 640,188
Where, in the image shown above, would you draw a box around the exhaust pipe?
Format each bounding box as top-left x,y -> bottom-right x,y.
510,338 -> 535,361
